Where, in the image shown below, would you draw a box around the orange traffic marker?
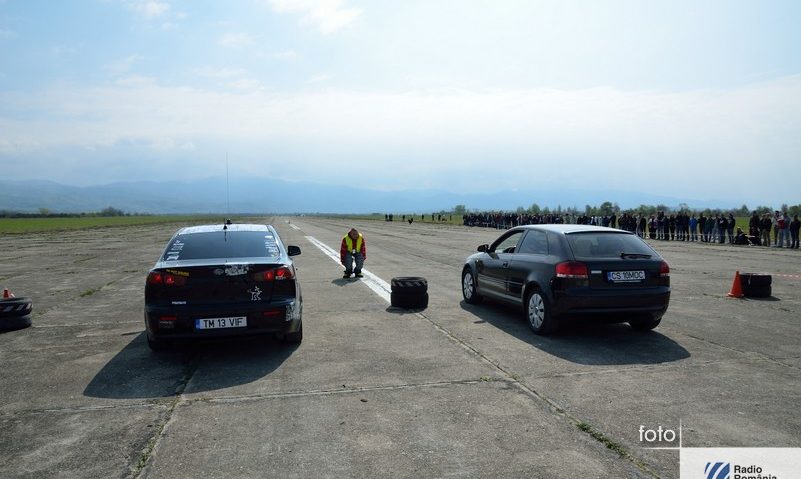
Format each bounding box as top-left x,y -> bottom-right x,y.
727,271 -> 744,298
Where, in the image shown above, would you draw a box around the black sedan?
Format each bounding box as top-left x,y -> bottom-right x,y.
461,225 -> 670,334
144,223 -> 303,350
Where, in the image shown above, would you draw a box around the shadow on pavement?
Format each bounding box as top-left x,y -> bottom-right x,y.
84,333 -> 297,399
460,301 -> 690,366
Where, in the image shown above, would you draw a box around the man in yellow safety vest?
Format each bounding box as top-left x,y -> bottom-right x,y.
340,228 -> 367,278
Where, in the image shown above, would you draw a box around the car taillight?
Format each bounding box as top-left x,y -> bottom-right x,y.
160,315 -> 177,321
555,261 -> 589,279
274,267 -> 293,280
147,271 -> 186,286
256,266 -> 294,281
659,261 -> 670,278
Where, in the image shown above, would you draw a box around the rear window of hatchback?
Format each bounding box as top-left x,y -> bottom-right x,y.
566,232 -> 656,259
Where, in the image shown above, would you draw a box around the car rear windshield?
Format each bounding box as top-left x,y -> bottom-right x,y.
565,232 -> 655,259
161,231 -> 281,261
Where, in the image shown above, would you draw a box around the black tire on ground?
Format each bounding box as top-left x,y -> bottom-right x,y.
744,284 -> 772,298
461,268 -> 483,305
524,288 -> 557,335
740,273 -> 772,298
740,273 -> 772,288
391,291 -> 428,309
0,314 -> 32,331
391,277 -> 428,295
0,297 -> 33,318
281,321 -> 303,344
629,316 -> 662,331
147,335 -> 170,351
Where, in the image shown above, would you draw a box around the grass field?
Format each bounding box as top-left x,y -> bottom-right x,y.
0,215 -> 236,234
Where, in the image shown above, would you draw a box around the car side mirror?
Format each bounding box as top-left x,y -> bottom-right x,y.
477,244 -> 488,252
287,245 -> 301,256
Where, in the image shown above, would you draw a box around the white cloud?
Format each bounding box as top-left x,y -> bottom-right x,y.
227,78 -> 263,91
307,73 -> 331,83
274,50 -> 298,60
103,55 -> 143,76
195,67 -> 247,79
1,76 -> 799,201
269,0 -> 361,34
127,0 -> 170,17
218,32 -> 255,48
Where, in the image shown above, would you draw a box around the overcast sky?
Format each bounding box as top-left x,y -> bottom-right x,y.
1,0 -> 800,206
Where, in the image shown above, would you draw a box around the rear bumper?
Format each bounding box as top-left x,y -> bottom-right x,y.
551,287 -> 670,319
145,297 -> 302,340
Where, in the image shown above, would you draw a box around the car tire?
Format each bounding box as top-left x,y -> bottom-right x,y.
391,277 -> 427,295
0,314 -> 32,331
391,291 -> 428,309
461,268 -> 483,305
629,316 -> 662,331
282,321 -> 303,344
391,276 -> 428,309
0,297 -> 33,319
740,273 -> 772,298
525,288 -> 556,335
147,334 -> 170,351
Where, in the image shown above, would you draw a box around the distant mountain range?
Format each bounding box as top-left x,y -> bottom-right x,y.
0,177 -> 726,214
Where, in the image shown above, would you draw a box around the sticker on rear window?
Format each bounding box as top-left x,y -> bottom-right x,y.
225,264 -> 250,276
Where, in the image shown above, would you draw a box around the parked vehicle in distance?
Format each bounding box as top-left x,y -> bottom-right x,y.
144,223 -> 303,350
461,225 -> 670,334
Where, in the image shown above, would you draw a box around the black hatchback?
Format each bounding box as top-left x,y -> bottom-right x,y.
144,223 -> 303,350
461,225 -> 670,334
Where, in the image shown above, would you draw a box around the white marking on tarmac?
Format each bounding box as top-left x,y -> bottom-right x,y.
305,236 -> 392,303
289,224 -> 301,231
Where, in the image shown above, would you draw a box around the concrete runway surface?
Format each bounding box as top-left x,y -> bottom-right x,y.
1,217 -> 800,478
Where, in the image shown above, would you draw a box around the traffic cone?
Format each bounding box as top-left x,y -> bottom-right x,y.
2,288 -> 13,299
727,271 -> 744,298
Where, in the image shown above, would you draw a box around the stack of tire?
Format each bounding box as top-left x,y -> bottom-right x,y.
390,277 -> 428,309
0,294 -> 33,331
740,273 -> 772,298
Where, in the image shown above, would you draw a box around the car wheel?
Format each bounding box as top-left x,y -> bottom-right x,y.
462,268 -> 483,304
525,288 -> 555,335
282,321 -> 303,344
147,334 -> 170,351
629,316 -> 662,331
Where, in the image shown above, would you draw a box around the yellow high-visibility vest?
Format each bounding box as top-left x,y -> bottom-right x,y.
344,234 -> 363,253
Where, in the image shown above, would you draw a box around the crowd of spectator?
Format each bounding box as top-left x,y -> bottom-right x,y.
460,210 -> 800,249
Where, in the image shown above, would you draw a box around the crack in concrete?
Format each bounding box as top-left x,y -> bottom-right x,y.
682,333 -> 801,371
412,309 -> 661,478
129,354 -> 200,479
180,378 -> 505,405
0,401 -> 168,417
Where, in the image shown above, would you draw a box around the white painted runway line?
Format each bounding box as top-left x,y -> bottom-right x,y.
289,223 -> 301,230
305,235 -> 392,303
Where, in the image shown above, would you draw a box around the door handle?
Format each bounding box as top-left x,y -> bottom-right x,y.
502,262 -> 509,268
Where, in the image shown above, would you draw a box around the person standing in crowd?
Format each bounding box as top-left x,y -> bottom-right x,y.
749,211 -> 761,245
781,212 -> 791,247
773,211 -> 781,246
698,213 -> 707,242
609,212 -> 617,229
689,214 -> 698,242
775,212 -> 786,247
727,213 -> 736,244
340,228 -> 366,278
667,215 -> 676,241
760,213 -> 772,247
790,214 -> 800,249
